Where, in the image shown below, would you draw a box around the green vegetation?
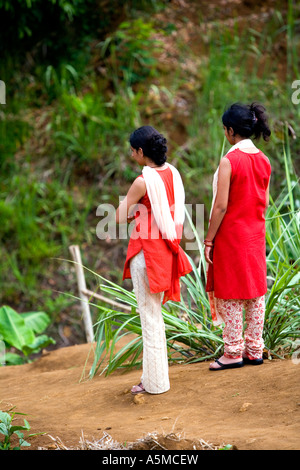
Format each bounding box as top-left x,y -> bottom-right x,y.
0,306 -> 55,365
0,1 -> 299,355
0,407 -> 44,450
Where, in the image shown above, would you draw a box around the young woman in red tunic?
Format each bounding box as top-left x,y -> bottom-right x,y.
116,126 -> 192,393
205,103 -> 272,371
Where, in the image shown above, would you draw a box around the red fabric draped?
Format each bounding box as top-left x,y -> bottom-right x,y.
123,167 -> 192,303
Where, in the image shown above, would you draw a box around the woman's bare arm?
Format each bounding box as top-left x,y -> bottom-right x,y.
116,177 -> 146,224
204,157 -> 231,264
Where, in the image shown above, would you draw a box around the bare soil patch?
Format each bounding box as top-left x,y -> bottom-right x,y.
0,342 -> 299,450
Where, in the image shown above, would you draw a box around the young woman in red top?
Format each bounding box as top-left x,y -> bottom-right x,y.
116,126 -> 192,393
205,103 -> 272,370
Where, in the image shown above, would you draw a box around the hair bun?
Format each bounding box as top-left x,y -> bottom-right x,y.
250,102 -> 271,141
148,134 -> 167,165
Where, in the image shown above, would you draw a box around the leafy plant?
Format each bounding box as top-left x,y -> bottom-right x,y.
263,130 -> 300,355
45,63 -> 79,101
0,407 -> 43,450
98,18 -> 163,84
0,306 -> 55,365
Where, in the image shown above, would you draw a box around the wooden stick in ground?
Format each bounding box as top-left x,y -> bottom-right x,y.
69,245 -> 94,343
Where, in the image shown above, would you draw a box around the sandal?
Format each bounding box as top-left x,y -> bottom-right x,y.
131,383 -> 146,395
243,356 -> 263,365
209,358 -> 244,371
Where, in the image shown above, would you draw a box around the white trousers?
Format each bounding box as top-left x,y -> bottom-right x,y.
130,250 -> 170,394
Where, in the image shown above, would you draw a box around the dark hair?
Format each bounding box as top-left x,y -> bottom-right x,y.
129,125 -> 167,166
222,102 -> 271,141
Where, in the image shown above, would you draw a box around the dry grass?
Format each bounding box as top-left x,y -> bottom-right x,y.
41,430 -> 231,451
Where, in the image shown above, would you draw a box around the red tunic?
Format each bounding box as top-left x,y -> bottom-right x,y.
206,149 -> 271,299
123,167 -> 192,303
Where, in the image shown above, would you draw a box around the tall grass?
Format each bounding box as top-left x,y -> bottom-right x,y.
0,170 -> 95,316
264,127 -> 300,355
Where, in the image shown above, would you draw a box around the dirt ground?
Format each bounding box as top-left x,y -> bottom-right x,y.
0,341 -> 299,451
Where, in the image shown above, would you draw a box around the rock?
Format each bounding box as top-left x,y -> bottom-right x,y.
133,394 -> 145,405
239,402 -> 253,412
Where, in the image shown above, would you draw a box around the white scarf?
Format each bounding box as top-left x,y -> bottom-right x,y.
142,163 -> 185,241
210,139 -> 257,217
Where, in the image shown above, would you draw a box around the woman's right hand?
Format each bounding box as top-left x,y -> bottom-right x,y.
204,245 -> 213,265
127,215 -> 135,223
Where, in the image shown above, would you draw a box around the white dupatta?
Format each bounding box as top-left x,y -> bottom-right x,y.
142,163 -> 185,241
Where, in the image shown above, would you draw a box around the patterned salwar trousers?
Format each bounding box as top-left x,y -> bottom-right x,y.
215,296 -> 265,360
130,250 -> 170,394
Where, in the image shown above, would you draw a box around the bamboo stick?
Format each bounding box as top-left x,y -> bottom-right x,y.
81,289 -> 134,312
69,245 -> 94,343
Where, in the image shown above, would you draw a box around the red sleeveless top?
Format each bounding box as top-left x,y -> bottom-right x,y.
123,167 -> 192,303
206,149 -> 271,299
